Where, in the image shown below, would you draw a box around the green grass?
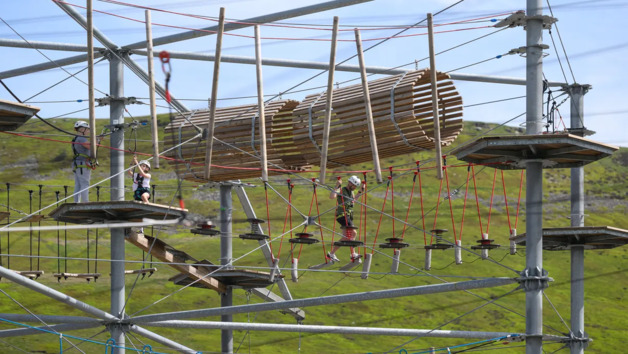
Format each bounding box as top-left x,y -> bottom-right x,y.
0,119 -> 627,353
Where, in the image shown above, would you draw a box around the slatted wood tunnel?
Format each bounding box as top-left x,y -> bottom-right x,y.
164,69 -> 464,182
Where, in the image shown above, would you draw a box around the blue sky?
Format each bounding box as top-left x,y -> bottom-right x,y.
1,0 -> 627,146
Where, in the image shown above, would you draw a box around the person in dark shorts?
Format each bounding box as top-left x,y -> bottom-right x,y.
327,175 -> 365,262
129,155 -> 151,202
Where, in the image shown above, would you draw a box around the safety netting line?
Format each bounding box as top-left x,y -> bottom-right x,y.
514,170 -> 525,231
485,168 -> 498,235
471,164 -> 485,236
370,176 -> 391,254
277,179 -> 293,260
443,156 -> 458,243
457,164 -> 472,243
430,167 -> 445,245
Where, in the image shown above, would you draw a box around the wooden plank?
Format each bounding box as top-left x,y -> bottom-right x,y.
125,230 -> 226,293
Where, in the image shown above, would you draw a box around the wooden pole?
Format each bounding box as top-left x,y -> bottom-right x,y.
427,13 -> 443,180
354,29 -> 382,183
319,16 -> 339,184
145,10 -> 159,169
204,7 -> 226,180
87,0 -> 96,158
254,25 -> 268,182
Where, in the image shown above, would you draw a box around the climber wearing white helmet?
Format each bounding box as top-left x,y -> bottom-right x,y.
327,175 -> 366,262
128,155 -> 152,203
71,120 -> 93,202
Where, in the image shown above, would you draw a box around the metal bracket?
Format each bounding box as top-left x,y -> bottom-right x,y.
517,267 -> 551,291
95,96 -> 139,107
495,11 -> 557,30
307,92 -> 326,153
565,332 -> 590,350
390,72 -> 414,148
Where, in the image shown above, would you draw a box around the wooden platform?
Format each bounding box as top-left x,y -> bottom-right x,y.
48,201 -> 187,224
164,69 -> 464,182
450,134 -> 618,169
0,99 -> 40,131
511,226 -> 628,250
0,211 -> 9,222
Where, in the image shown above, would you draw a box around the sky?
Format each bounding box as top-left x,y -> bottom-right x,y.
1,0 -> 627,147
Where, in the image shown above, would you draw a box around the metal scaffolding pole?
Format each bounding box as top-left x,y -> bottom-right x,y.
0,38 -> 567,87
568,84 -> 588,354
0,323 -> 101,338
109,54 -> 126,353
220,184 -> 233,354
0,314 -> 101,324
524,1 -> 548,353
55,1 -> 189,113
141,320 -> 568,341
124,0 -> 372,50
129,277 -> 517,323
130,325 -> 197,353
126,49 -> 569,87
0,265 -> 117,321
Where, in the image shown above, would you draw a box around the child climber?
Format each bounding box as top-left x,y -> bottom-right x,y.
129,156 -> 151,203
327,175 -> 365,263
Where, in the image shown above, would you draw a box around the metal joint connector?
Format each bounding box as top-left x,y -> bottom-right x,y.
495,11 -> 557,30
517,267 -> 551,291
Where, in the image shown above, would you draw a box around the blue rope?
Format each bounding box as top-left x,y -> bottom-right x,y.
0,317 -> 171,354
408,334 -> 522,353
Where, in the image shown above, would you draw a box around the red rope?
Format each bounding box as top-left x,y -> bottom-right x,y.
485,169 -> 498,235
514,170 -> 524,230
431,174 -> 445,245
417,162 -> 427,245
312,180 -> 327,257
471,164 -> 484,235
457,165 -> 472,242
301,179 -> 319,259
371,177 -> 391,254
263,183 -> 273,255
361,172 -> 368,257
278,180 -> 292,260
501,170 -> 513,231
443,157 -> 458,243
400,171 -> 418,240
389,168 -> 396,238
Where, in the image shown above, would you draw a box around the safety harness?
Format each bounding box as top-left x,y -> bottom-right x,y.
71,136 -> 96,173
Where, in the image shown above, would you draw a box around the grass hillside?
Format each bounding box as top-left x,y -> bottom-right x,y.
0,115 -> 627,354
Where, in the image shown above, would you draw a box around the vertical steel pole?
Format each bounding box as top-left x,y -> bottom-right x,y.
87,0 -> 97,158
220,184 -> 233,353
569,84 -> 586,354
109,53 -> 126,352
525,0 -> 546,353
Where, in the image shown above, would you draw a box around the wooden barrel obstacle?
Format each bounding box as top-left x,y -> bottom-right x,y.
164,69 -> 463,182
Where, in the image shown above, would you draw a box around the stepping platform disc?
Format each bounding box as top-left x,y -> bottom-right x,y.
0,99 -> 40,131
49,201 -> 187,224
450,134 -> 618,169
191,228 -> 220,236
512,226 -> 628,250
333,240 -> 364,247
170,266 -> 278,289
425,243 -> 454,250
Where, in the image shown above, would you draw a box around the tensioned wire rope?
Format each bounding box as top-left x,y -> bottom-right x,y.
0,288 -> 88,353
